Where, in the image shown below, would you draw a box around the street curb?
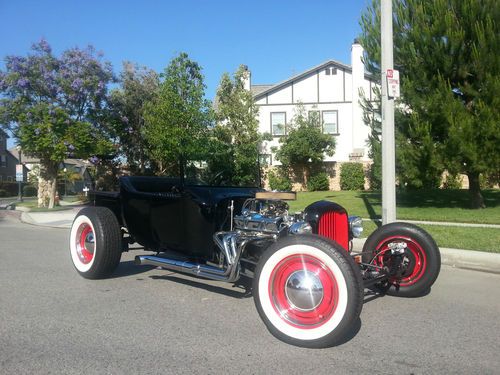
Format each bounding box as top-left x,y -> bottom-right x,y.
20,211 -> 73,229
440,247 -> 500,274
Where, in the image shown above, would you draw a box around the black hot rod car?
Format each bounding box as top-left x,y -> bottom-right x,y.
70,174 -> 440,348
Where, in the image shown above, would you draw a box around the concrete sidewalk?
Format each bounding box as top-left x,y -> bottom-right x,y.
20,207 -> 81,229
13,207 -> 500,275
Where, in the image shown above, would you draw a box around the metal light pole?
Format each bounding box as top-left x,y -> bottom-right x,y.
63,167 -> 67,197
381,0 -> 396,224
16,145 -> 23,202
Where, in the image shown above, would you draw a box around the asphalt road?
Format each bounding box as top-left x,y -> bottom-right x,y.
1,215 -> 499,375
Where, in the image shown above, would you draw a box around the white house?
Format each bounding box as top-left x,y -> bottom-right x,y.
246,41 -> 377,173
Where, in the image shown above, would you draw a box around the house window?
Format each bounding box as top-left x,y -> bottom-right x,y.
259,154 -> 272,166
322,111 -> 338,134
325,67 -> 337,76
271,112 -> 286,136
0,154 -> 7,168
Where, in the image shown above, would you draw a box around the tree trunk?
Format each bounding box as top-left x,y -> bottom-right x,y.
467,172 -> 485,209
37,161 -> 59,209
302,167 -> 308,189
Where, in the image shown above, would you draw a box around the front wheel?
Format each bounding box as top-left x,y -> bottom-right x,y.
253,235 -> 363,348
362,222 -> 441,297
69,207 -> 122,279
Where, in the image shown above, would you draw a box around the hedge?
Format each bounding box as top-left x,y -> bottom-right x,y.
307,172 -> 330,191
340,163 -> 365,190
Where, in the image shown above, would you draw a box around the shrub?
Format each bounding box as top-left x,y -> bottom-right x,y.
307,172 -> 330,191
442,173 -> 462,190
23,185 -> 37,197
368,162 -> 381,190
480,172 -> 499,189
267,168 -> 292,191
0,182 -> 19,196
0,189 -> 7,197
340,162 -> 365,190
77,192 -> 89,203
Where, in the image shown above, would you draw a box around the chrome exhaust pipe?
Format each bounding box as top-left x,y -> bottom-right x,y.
135,255 -> 230,281
134,232 -> 272,282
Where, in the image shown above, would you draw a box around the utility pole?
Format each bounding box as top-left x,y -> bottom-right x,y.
381,0 -> 396,224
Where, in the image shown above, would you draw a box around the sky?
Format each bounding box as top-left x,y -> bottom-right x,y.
1,0 -> 370,147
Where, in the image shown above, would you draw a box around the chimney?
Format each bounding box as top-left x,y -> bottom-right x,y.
241,65 -> 251,91
351,39 -> 367,158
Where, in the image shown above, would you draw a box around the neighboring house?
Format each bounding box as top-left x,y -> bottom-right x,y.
245,41 -> 377,186
6,147 -> 93,193
0,129 -> 27,183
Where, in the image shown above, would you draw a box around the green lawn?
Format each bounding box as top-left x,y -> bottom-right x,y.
16,198 -> 72,212
288,189 -> 500,253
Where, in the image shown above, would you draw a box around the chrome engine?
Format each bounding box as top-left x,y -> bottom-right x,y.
233,198 -> 311,236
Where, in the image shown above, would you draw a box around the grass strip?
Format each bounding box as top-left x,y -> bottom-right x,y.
360,221 -> 500,253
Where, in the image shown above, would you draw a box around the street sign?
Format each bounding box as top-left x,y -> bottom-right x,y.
16,164 -> 24,182
386,69 -> 400,98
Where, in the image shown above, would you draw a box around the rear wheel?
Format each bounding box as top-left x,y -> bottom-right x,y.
253,235 -> 363,348
69,207 -> 122,279
362,222 -> 441,297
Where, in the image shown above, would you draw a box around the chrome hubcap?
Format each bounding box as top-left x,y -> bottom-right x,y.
84,232 -> 95,252
285,270 -> 324,311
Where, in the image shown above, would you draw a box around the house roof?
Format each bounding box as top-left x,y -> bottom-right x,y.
250,84 -> 275,96
7,147 -> 91,168
251,59 -> 375,100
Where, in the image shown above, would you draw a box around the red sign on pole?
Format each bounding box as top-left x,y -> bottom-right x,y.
386,69 -> 400,98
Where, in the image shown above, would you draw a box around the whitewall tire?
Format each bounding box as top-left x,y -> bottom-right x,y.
69,207 -> 122,279
253,235 -> 363,348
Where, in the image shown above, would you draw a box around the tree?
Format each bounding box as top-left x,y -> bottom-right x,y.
360,0 -> 500,207
109,62 -> 159,174
211,65 -> 261,186
0,40 -> 115,208
143,53 -> 212,176
274,105 -> 335,187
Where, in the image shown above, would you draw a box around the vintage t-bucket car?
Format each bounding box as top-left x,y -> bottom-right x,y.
69,173 -> 440,348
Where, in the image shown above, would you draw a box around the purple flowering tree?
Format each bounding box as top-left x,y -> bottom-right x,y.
0,40 -> 115,208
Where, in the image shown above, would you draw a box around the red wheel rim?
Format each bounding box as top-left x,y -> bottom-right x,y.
268,254 -> 339,329
76,223 -> 94,264
373,236 -> 427,287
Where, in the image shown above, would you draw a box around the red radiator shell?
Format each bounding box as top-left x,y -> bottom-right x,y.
318,211 -> 349,251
